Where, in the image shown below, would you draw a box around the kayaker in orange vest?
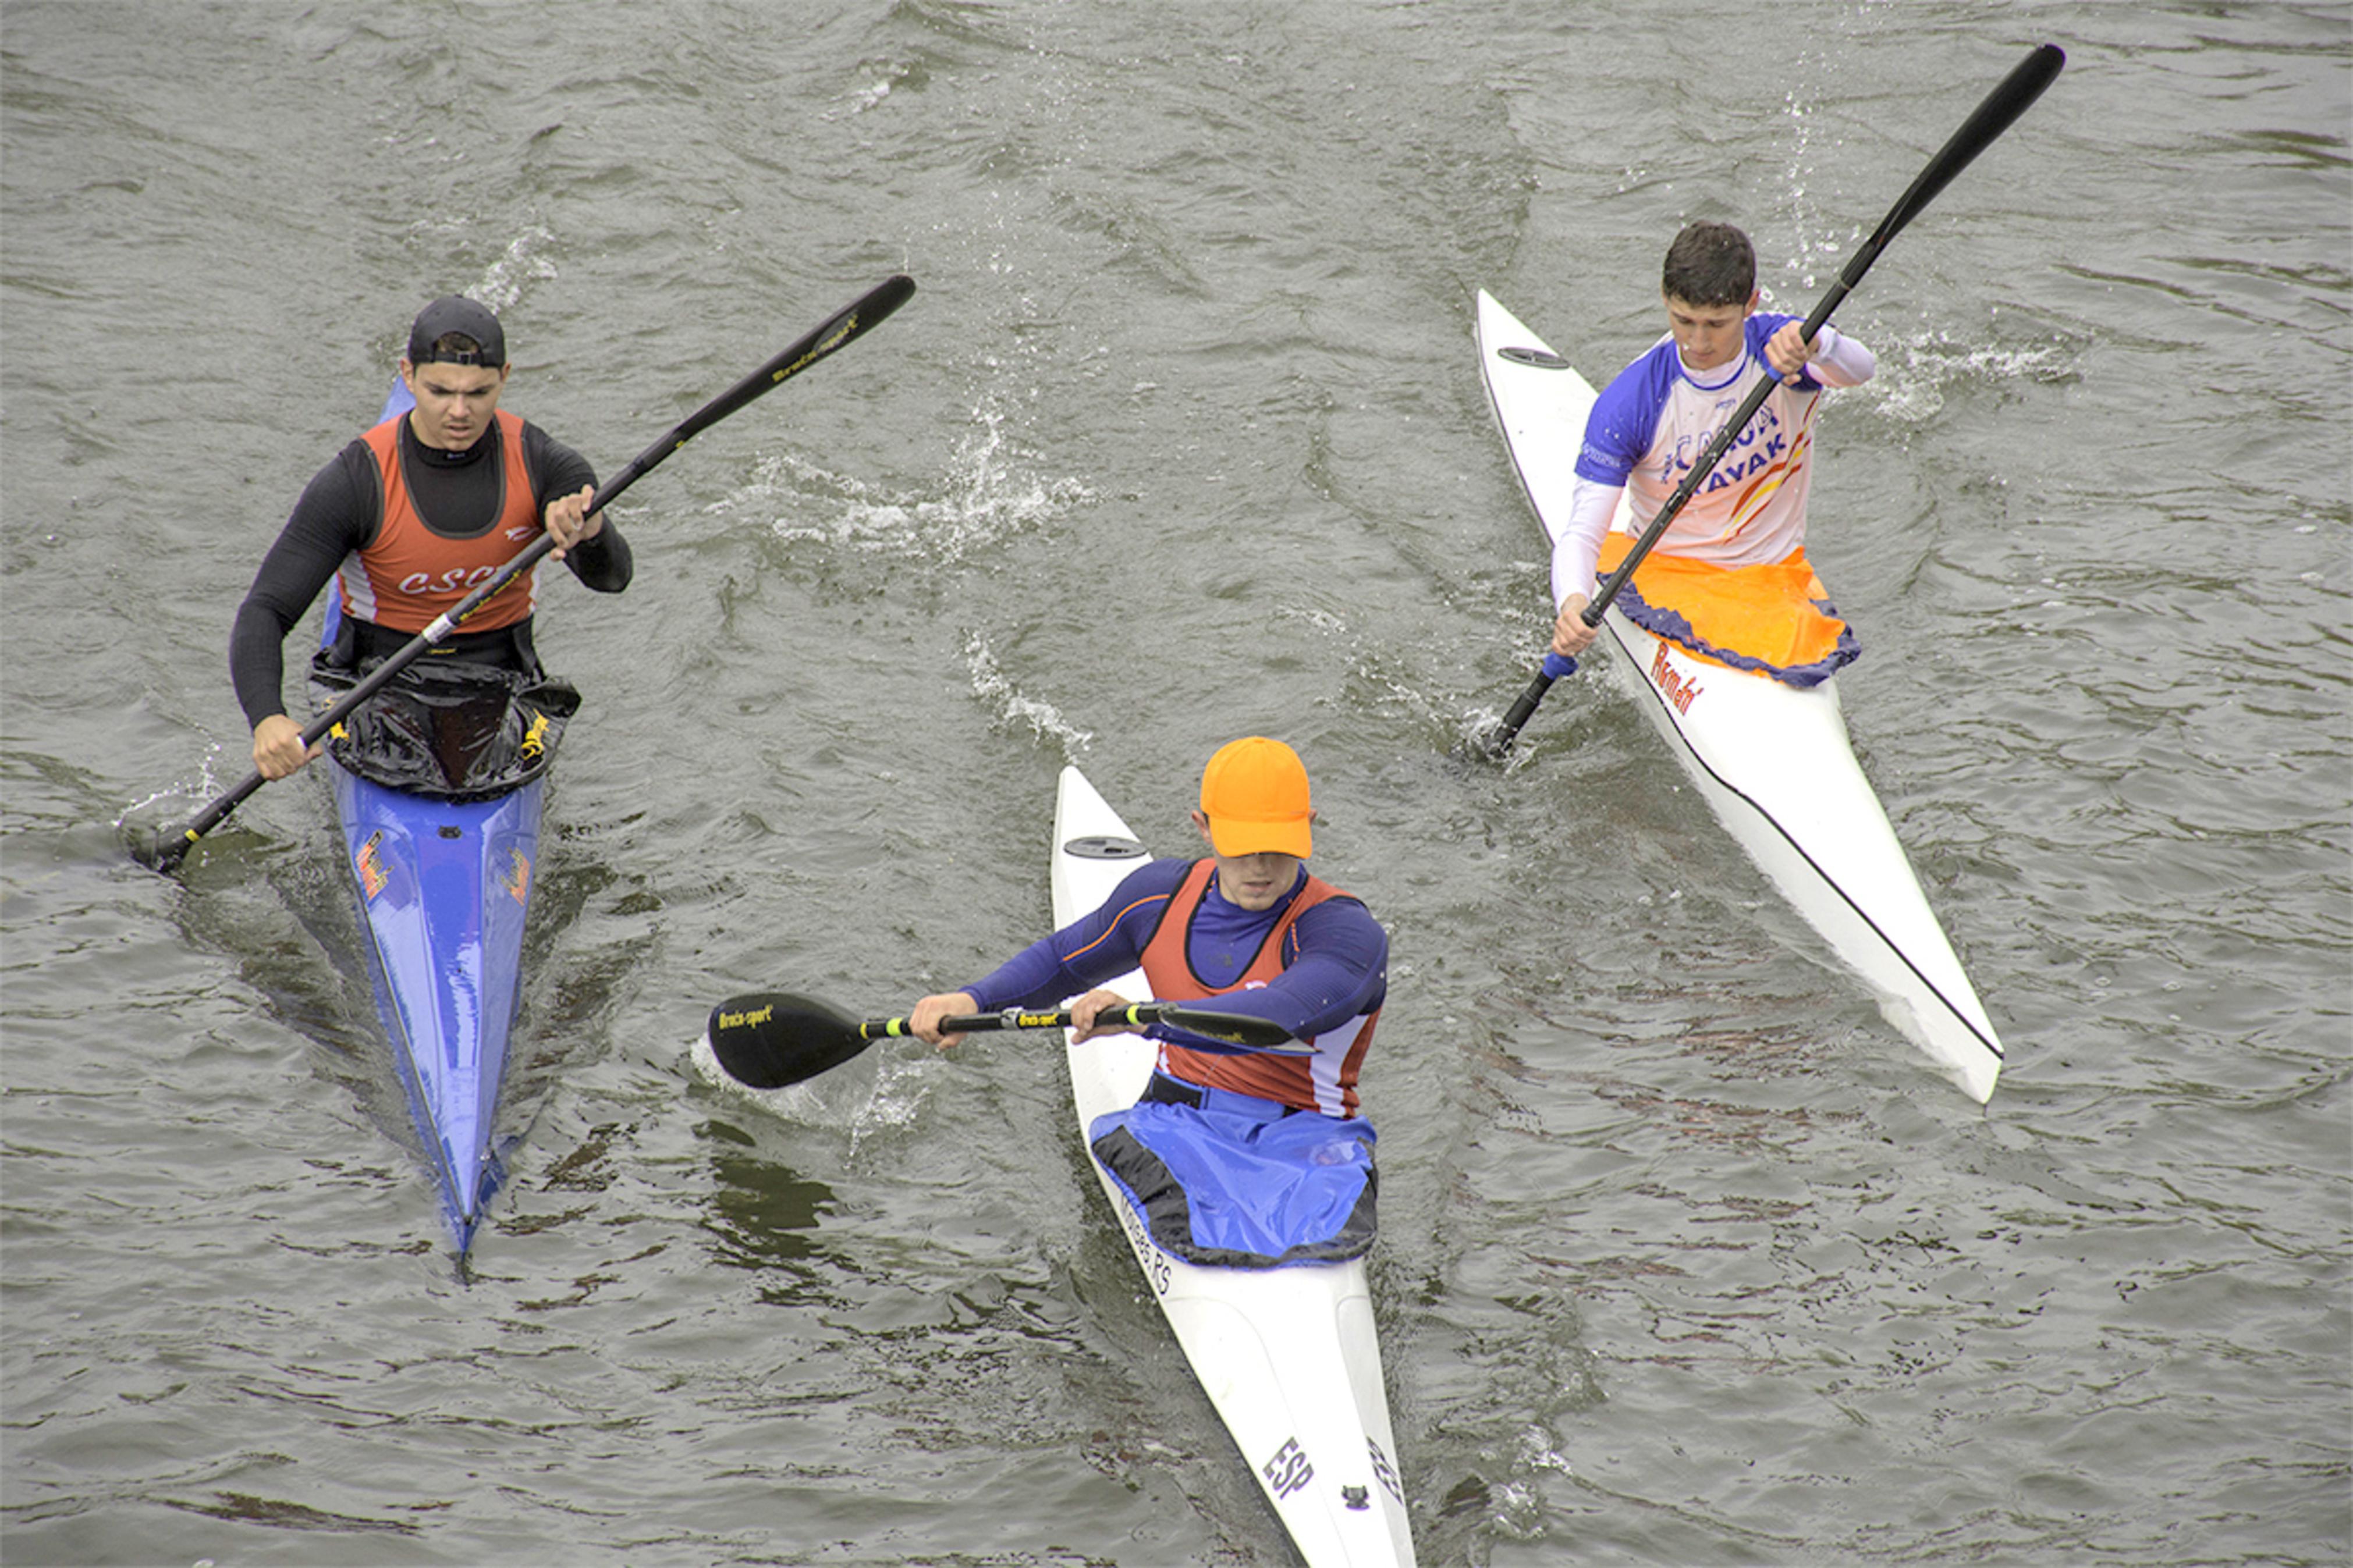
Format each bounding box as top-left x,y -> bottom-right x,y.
230,296 -> 633,779
1550,221 -> 1875,685
907,737 -> 1389,1121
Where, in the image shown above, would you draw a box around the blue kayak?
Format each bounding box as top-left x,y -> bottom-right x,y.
317,379 -> 546,1253
328,756 -> 540,1251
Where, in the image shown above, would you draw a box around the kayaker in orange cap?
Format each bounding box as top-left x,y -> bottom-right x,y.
907,737 -> 1389,1121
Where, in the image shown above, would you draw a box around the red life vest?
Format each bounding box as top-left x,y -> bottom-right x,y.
338,410 -> 541,634
1139,859 -> 1380,1117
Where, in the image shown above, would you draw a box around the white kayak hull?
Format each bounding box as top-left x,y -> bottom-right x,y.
1475,290 -> 2004,1102
1052,764 -> 1416,1566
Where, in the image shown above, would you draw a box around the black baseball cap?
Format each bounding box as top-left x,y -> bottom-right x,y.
406,296 -> 507,367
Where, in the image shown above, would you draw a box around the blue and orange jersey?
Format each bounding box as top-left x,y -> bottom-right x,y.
963,856 -> 1388,1117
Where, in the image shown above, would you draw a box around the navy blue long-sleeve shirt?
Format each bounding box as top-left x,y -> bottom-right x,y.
962,857 -> 1387,1053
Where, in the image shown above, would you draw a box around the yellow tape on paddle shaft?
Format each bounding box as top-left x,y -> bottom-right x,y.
868,1003 -> 1155,1039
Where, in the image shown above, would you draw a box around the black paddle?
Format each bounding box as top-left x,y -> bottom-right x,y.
705,990 -> 1303,1091
133,273 -> 918,874
1478,44 -> 2064,758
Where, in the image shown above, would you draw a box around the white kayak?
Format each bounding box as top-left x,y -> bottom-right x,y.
1050,763 -> 1417,1566
1475,290 -> 2004,1102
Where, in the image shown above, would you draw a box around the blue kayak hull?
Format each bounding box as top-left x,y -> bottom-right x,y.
331,760 -> 541,1251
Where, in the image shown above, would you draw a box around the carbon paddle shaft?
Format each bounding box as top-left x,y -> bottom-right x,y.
876,1001 -> 1290,1048
704,989 -> 1298,1091
1481,45 -> 2064,758
143,275 -> 917,873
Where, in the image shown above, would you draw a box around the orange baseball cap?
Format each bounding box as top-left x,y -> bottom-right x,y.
1198,737 -> 1312,859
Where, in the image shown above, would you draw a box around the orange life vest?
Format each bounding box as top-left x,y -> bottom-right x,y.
337,410 -> 541,634
1139,859 -> 1380,1118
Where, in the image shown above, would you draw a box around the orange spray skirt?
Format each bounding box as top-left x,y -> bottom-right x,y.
1598,535 -> 1861,688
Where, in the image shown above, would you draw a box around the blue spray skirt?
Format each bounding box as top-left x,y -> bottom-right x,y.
1089,1099 -> 1378,1269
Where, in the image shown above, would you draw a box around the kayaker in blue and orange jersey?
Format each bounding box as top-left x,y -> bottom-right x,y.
230,296 -> 632,780
907,737 -> 1389,1122
1550,221 -> 1877,686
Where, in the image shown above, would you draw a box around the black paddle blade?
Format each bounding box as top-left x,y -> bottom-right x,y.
705,991 -> 877,1090
1472,669 -> 1559,761
122,820 -> 173,872
1160,1005 -> 1298,1051
1866,45 -> 2064,264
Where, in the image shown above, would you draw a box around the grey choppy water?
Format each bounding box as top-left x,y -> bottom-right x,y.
4,2 -> 2347,1565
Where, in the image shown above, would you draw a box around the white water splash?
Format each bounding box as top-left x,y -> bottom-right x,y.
919,392 -> 1098,561
471,226 -> 559,316
684,1029 -> 930,1162
720,393 -> 1095,564
839,65 -> 910,117
1277,603 -> 1348,638
1869,328 -> 2080,425
845,1053 -> 932,1162
115,744 -> 230,830
962,632 -> 1094,759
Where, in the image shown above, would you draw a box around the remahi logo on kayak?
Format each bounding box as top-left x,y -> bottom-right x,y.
1650,639 -> 1704,714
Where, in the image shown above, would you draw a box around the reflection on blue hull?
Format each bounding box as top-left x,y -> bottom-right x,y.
331,763 -> 540,1252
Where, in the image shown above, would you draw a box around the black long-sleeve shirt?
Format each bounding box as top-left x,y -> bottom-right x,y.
230,414 -> 631,727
